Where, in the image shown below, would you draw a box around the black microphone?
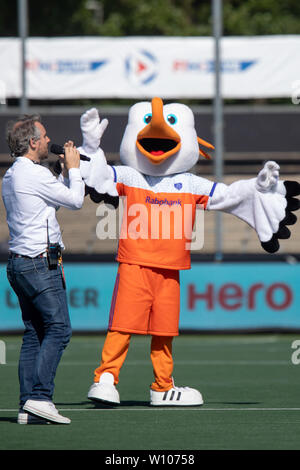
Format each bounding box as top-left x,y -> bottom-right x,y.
50,144 -> 91,161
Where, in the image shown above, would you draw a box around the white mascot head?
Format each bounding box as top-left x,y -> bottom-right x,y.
120,97 -> 214,176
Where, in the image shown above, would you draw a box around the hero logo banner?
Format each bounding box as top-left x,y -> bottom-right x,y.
2,263 -> 300,331
26,59 -> 108,74
125,50 -> 158,86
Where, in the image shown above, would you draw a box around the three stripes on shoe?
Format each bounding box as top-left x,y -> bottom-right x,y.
163,390 -> 182,401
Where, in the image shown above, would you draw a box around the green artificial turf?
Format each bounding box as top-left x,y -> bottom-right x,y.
0,334 -> 300,450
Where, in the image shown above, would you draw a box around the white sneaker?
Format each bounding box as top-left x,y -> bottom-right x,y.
150,386 -> 203,406
23,400 -> 71,424
87,372 -> 120,405
17,411 -> 50,425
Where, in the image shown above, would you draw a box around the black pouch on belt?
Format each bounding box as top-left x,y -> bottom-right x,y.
47,242 -> 61,270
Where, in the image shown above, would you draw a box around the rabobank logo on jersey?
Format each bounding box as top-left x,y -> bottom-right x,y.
145,196 -> 182,207
26,59 -> 108,74
125,50 -> 158,86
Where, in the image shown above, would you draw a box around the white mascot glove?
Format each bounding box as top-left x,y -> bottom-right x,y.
255,161 -> 300,252
208,160 -> 300,253
255,161 -> 280,193
80,107 -> 108,154
78,108 -> 118,199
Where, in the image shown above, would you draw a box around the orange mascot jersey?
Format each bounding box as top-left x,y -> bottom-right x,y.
112,165 -> 216,270
107,165 -> 217,336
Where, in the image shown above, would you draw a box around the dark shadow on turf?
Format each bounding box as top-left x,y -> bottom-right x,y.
90,400 -> 150,408
55,400 -> 262,408
87,400 -> 150,408
0,417 -> 23,424
55,401 -> 91,406
121,400 -> 150,407
87,402 -> 118,409
55,400 -> 150,408
54,401 -> 118,409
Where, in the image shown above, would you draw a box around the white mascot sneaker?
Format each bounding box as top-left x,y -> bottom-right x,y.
23,400 -> 71,424
150,385 -> 203,406
87,372 -> 120,405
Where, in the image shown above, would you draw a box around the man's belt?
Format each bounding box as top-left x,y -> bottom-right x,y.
9,252 -> 47,259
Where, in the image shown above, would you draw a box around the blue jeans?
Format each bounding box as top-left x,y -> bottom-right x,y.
6,256 -> 72,408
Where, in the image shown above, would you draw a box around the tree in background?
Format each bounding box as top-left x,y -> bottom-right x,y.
223,0 -> 300,35
1,0 -> 300,37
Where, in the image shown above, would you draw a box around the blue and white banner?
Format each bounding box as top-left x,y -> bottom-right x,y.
0,262 -> 299,331
0,35 -> 299,99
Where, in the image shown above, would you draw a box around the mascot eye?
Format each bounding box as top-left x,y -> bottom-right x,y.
167,114 -> 177,125
144,113 -> 152,124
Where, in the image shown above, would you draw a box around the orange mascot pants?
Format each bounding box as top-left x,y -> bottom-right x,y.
94,263 -> 180,391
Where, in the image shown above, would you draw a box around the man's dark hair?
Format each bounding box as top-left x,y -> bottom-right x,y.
6,114 -> 42,157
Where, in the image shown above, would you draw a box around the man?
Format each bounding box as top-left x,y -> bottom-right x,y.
2,115 -> 84,424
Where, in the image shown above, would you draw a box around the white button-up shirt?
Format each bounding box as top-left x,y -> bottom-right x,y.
2,157 -> 84,257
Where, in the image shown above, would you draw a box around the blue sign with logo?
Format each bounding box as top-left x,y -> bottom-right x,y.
0,262 -> 299,332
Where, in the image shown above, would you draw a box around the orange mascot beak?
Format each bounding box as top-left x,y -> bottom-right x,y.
136,97 -> 181,165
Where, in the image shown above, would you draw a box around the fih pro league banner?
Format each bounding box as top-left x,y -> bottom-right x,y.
0,35 -> 300,100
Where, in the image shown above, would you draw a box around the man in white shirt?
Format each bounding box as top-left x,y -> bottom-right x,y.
2,114 -> 84,424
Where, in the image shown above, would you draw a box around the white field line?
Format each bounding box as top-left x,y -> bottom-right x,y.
2,408 -> 300,412
2,336 -> 282,351
58,359 -> 292,366
0,359 -> 292,367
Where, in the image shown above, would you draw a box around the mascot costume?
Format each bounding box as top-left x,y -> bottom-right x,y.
77,97 -> 300,406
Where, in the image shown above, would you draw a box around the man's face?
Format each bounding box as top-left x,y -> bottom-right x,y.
34,122 -> 50,160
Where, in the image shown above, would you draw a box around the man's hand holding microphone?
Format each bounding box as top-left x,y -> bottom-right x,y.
58,141 -> 80,177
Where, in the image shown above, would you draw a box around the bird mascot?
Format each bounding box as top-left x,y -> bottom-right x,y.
78,97 -> 300,406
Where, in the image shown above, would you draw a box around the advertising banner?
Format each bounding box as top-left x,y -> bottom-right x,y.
0,262 -> 299,332
0,36 -> 299,99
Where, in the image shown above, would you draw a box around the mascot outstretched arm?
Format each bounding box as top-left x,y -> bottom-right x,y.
80,104 -> 299,253
78,98 -> 300,407
78,108 -> 119,206
207,161 -> 299,253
